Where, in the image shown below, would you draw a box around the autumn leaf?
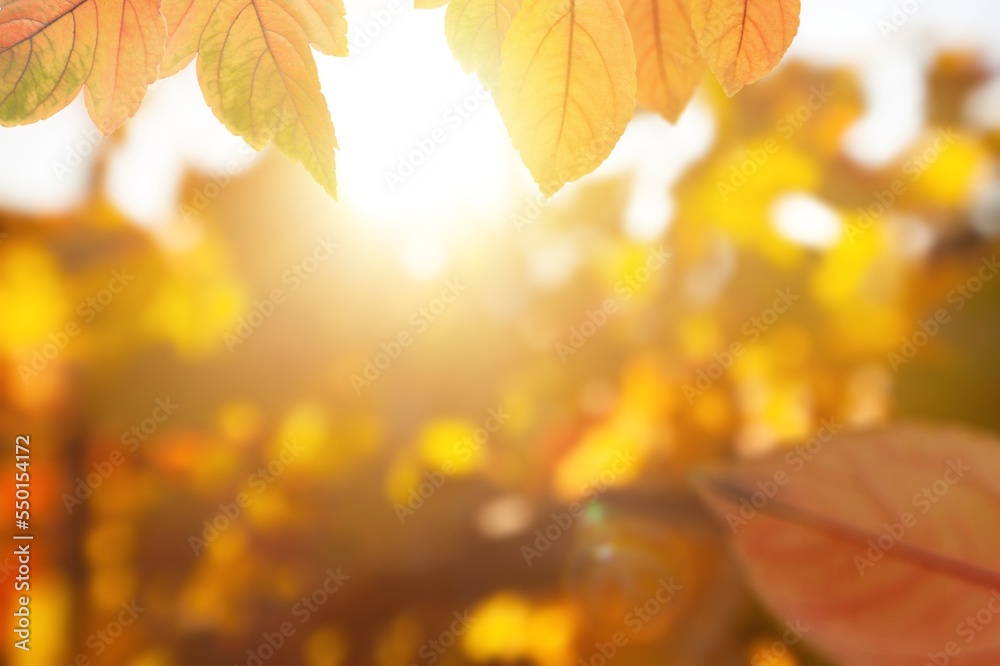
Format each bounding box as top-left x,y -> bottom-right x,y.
696,422 -> 1000,666
621,0 -> 705,122
163,0 -> 347,197
690,0 -> 799,96
496,0 -> 636,197
0,0 -> 165,133
445,0 -> 521,87
89,0 -> 166,132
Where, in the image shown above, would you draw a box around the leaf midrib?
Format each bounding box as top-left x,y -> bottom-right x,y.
704,474 -> 1000,590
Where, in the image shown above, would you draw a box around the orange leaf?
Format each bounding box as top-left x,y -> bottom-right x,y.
86,0 -> 166,133
164,0 -> 348,197
0,0 -> 165,133
163,0 -> 346,75
696,422 -> 1000,666
690,0 -> 799,96
621,0 -> 705,122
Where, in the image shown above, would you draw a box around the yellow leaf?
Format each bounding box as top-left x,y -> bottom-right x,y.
445,0 -> 521,87
496,0 -> 637,196
0,0 -> 165,133
165,0 -> 347,198
690,0 -> 799,96
621,0 -> 705,122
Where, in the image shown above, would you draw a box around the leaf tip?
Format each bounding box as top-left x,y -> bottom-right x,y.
539,181 -> 562,198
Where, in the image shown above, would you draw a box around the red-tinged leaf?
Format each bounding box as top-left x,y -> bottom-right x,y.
0,0 -> 96,125
695,422 -> 1000,666
0,0 -> 165,132
85,0 -> 166,133
621,0 -> 705,122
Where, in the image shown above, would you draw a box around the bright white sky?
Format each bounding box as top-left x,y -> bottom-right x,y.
0,0 -> 998,240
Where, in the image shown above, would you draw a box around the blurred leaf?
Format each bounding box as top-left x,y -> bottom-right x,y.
696,423 -> 1000,666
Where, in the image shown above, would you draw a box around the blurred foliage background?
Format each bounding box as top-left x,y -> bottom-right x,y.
1,42 -> 1000,666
